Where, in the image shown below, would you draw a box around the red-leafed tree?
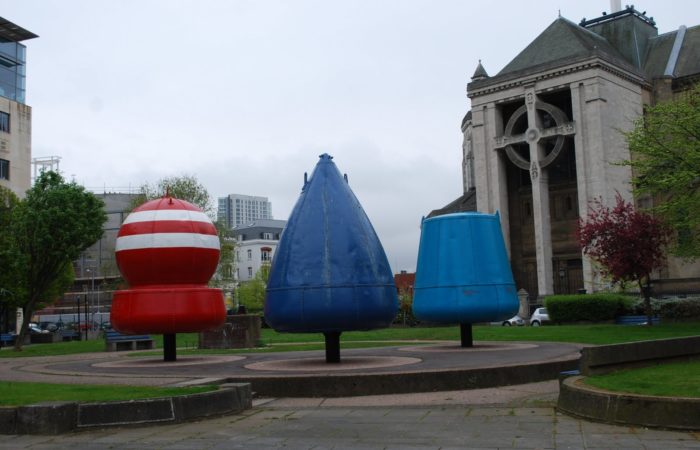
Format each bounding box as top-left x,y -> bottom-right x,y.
577,193 -> 672,325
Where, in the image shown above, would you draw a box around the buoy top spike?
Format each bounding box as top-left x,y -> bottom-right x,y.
319,153 -> 333,160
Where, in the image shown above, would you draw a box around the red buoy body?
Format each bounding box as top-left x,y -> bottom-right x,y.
111,197 -> 226,334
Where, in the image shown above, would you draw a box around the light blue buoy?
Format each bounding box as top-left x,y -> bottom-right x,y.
412,212 -> 518,346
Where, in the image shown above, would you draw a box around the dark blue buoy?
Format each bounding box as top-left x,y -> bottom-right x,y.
412,212 -> 519,347
265,154 -> 398,362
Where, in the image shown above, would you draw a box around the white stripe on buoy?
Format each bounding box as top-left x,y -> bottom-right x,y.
116,233 -> 220,251
123,210 -> 212,225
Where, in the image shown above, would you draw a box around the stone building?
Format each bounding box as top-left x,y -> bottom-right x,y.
233,219 -> 286,282
434,5 -> 699,299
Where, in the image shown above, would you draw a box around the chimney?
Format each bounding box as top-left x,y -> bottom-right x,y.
610,0 -> 622,12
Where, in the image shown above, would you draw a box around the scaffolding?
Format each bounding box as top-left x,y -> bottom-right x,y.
31,155 -> 61,182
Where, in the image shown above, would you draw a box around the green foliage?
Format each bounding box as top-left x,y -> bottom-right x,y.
4,171 -> 106,350
210,221 -> 236,289
0,381 -> 215,406
236,267 -> 269,310
624,84 -> 700,258
627,296 -> 700,320
0,187 -> 21,308
545,294 -> 631,323
585,360 -> 700,398
131,174 -> 212,216
394,293 -> 417,326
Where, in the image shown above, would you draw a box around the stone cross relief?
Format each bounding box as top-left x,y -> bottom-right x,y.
493,94 -> 575,179
492,90 -> 576,297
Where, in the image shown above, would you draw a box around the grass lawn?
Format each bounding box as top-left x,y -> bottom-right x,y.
584,361 -> 700,398
0,381 -> 216,406
1,322 -> 699,357
260,322 -> 700,346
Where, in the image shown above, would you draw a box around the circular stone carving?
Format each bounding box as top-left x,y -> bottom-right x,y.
398,342 -> 538,353
244,356 -> 421,372
502,100 -> 569,170
93,355 -> 246,368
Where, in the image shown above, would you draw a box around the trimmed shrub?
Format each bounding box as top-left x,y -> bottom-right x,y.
627,297 -> 700,320
545,293 -> 632,323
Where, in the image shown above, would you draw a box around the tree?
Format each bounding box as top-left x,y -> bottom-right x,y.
132,174 -> 213,216
625,84 -> 700,258
210,220 -> 236,292
0,187 -> 21,332
7,171 -> 106,350
236,267 -> 269,311
577,194 -> 672,325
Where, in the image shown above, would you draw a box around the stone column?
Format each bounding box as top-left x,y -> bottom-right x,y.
525,88 -> 554,297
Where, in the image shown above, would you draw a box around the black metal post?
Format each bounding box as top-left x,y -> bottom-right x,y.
164,333 -> 177,361
324,331 -> 341,363
84,295 -> 89,341
460,323 -> 473,348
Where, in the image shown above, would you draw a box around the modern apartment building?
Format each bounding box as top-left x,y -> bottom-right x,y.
0,17 -> 37,198
217,194 -> 272,229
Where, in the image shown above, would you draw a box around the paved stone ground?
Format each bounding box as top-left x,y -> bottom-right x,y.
3,382 -> 700,449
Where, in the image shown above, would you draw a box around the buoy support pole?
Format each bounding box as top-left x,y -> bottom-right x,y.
164,333 -> 177,361
460,323 -> 473,348
324,331 -> 341,363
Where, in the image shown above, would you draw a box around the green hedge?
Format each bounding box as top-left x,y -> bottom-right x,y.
545,294 -> 632,323
627,297 -> 700,319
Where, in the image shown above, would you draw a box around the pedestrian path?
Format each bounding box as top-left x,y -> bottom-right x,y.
3,381 -> 700,449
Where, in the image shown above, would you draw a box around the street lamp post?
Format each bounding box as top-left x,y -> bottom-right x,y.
86,268 -> 96,328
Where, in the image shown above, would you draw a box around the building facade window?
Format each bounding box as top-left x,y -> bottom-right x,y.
262,232 -> 273,239
247,249 -> 252,260
0,158 -> 8,180
261,249 -> 271,262
0,112 -> 9,133
248,267 -> 253,278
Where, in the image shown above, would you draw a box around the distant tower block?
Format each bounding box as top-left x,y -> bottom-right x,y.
265,154 -> 398,362
111,197 -> 226,361
413,212 -> 519,347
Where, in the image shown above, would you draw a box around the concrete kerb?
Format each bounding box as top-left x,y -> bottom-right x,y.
557,336 -> 700,430
223,356 -> 580,397
0,382 -> 252,435
558,375 -> 700,430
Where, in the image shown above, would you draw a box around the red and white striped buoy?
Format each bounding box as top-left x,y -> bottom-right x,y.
111,197 -> 226,334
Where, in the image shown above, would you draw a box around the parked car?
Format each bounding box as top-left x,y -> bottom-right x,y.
28,323 -> 49,334
530,308 -> 550,326
39,321 -> 59,332
502,315 -> 525,326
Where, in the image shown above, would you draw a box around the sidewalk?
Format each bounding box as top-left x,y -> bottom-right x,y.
3,381 -> 700,449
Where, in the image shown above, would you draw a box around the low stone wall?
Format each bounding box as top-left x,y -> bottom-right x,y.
0,383 -> 252,435
558,376 -> 700,430
579,336 -> 700,375
227,357 -> 579,397
199,314 -> 261,349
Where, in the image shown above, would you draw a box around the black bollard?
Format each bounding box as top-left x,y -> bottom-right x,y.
460,323 -> 473,348
324,331 -> 341,363
163,333 -> 176,361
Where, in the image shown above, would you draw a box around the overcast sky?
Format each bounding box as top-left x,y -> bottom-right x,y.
2,1 -> 698,272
